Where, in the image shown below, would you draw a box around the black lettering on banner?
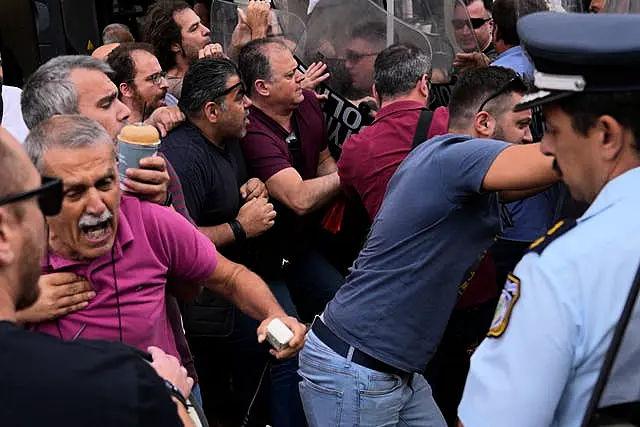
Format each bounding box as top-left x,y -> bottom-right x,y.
297,58 -> 367,159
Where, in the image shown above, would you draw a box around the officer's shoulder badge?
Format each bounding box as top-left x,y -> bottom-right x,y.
527,219 -> 577,255
488,273 -> 520,338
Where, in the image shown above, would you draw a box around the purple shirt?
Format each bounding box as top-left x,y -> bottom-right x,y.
241,89 -> 327,181
37,195 -> 218,360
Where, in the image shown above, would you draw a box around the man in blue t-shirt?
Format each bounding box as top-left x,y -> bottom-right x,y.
298,67 -> 560,426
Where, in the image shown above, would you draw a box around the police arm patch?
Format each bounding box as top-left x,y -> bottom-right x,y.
488,274 -> 521,338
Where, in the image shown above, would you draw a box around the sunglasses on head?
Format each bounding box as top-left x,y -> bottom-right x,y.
0,176 -> 63,216
477,75 -> 524,114
452,17 -> 491,30
210,81 -> 247,102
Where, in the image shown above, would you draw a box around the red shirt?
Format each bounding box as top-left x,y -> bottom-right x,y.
337,101 -> 449,221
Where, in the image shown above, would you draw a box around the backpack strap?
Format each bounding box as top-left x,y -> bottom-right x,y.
411,108 -> 434,150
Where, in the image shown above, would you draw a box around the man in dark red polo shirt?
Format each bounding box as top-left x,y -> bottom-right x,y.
238,38 -> 344,320
338,43 -> 449,221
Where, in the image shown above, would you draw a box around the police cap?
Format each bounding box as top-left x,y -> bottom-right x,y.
514,12 -> 640,111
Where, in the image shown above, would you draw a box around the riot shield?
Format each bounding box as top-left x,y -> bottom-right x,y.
209,0 -> 307,54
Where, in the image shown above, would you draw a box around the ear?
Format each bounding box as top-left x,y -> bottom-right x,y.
171,42 -> 182,54
0,209 -> 15,266
254,79 -> 270,97
119,82 -> 133,99
417,75 -> 429,99
598,115 -> 625,161
203,101 -> 221,124
473,111 -> 495,138
492,24 -> 499,43
372,84 -> 381,106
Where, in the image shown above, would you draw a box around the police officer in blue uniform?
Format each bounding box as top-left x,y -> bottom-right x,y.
458,11 -> 640,427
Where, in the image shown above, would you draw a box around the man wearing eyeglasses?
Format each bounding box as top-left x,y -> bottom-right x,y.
107,43 -> 170,124
344,21 -> 387,101
0,125 -> 197,427
299,66 -> 559,426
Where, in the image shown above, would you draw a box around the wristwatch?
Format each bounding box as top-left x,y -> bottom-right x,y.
164,380 -> 189,410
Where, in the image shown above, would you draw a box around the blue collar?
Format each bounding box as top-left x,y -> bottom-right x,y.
579,166 -> 640,223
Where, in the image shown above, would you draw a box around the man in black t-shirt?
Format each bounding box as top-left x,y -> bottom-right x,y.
0,125 -> 193,427
161,58 -> 305,427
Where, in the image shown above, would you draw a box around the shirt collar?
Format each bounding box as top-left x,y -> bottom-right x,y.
579,166 -> 640,223
373,100 -> 426,123
494,45 -> 523,63
42,196 -> 136,271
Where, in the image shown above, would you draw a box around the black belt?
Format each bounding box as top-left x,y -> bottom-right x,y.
311,318 -> 406,376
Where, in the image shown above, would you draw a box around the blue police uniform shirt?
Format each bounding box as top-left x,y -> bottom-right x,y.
459,166 -> 640,427
323,134 -> 509,373
491,45 -> 534,80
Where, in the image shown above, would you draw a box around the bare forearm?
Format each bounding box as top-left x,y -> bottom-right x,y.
206,264 -> 286,321
173,398 -> 196,427
291,172 -> 340,215
483,143 -> 560,192
500,184 -> 552,203
198,224 -> 234,247
317,155 -> 338,177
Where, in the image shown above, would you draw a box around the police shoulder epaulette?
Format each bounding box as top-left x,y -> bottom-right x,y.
527,219 -> 577,255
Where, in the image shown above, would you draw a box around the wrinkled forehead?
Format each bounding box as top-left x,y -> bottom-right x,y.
69,68 -> 119,105
43,143 -> 115,180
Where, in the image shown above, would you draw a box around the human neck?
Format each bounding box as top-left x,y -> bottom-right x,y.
48,233 -> 91,262
495,40 -> 515,55
250,98 -> 294,131
190,117 -> 226,148
168,58 -> 190,79
448,126 -> 476,136
0,280 -> 18,323
126,101 -> 144,124
379,92 -> 427,110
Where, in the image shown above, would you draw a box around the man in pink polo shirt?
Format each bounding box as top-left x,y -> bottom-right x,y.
20,114 -> 306,363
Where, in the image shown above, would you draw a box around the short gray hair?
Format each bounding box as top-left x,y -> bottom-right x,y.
24,114 -> 113,174
373,44 -> 432,102
21,55 -> 114,130
102,23 -> 134,45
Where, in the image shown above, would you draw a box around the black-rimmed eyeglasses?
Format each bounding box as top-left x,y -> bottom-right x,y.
127,71 -> 168,87
0,176 -> 63,216
477,76 -> 523,114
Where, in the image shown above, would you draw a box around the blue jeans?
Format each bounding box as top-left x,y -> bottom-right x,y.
299,330 -> 446,427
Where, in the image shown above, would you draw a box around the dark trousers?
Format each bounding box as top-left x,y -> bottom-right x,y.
279,250 -> 345,322
189,281 -> 306,427
492,238 -> 531,291
424,299 -> 498,426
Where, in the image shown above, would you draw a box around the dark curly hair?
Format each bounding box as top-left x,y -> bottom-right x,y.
141,0 -> 190,71
106,42 -> 156,97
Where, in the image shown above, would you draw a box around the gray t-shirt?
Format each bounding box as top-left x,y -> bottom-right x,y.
323,134 -> 509,373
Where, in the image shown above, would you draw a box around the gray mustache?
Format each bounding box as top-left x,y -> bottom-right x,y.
78,210 -> 113,228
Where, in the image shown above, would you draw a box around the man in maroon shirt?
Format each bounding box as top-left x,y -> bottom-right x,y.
338,43 -> 449,221
238,38 -> 344,319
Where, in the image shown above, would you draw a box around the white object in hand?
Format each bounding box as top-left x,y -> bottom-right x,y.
266,318 -> 294,351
